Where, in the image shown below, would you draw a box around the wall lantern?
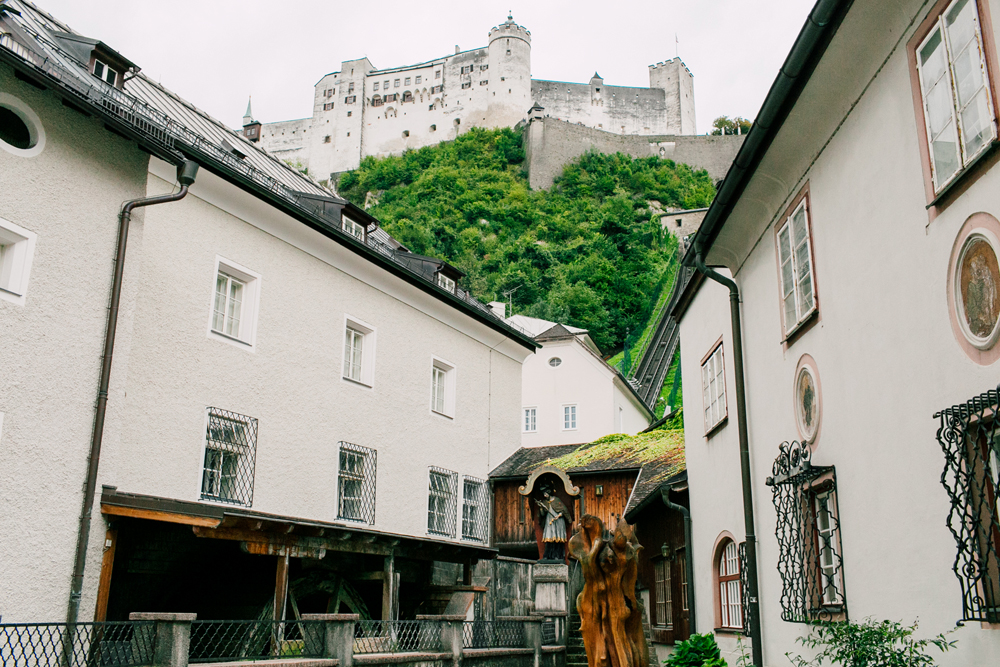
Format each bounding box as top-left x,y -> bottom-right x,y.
595,485 -> 604,496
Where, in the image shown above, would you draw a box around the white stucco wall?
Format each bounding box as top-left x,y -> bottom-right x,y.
0,64 -> 151,622
678,0 -> 1000,663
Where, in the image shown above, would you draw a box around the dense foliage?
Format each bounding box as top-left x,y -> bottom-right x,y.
787,619 -> 956,667
337,127 -> 714,352
664,633 -> 727,667
711,115 -> 753,136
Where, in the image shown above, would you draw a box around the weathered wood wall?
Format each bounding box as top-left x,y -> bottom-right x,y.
493,481 -> 537,548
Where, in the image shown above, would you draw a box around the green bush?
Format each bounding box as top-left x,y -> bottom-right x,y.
664,633 -> 727,667
786,618 -> 956,667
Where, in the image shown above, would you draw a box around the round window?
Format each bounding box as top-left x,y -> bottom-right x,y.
0,94 -> 45,157
548,357 -> 562,367
955,232 -> 1000,349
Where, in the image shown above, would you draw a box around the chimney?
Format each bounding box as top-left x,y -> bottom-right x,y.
488,301 -> 506,319
455,45 -> 460,54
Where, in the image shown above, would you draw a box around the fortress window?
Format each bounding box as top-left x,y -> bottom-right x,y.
323,103 -> 334,111
347,111 -> 352,117
371,96 -> 383,107
435,70 -> 441,79
402,130 -> 410,138
506,49 -> 511,56
405,77 -> 411,85
480,80 -> 488,86
384,80 -> 389,89
415,75 -> 422,84
480,64 -> 488,71
461,82 -> 471,89
373,82 -> 379,91
344,96 -> 356,104
394,79 -> 400,87
431,85 -> 442,94
403,91 -> 413,103
324,135 -> 331,143
430,124 -> 436,132
348,82 -> 355,93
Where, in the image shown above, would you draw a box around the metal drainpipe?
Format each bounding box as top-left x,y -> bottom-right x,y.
692,251 -> 763,667
660,488 -> 695,634
66,160 -> 199,627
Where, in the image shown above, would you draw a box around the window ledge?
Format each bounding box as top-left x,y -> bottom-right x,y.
342,376 -> 373,389
705,415 -> 729,439
928,140 -> 1000,209
431,409 -> 454,420
714,627 -> 745,635
782,308 -> 818,344
209,329 -> 251,347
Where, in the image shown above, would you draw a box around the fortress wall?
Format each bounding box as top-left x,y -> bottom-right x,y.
259,118 -> 310,163
524,116 -> 742,190
531,80 -> 667,135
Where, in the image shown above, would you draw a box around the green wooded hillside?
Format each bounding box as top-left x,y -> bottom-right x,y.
338,127 -> 713,353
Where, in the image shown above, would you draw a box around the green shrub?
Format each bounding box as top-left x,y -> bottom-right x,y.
664,632 -> 727,667
786,618 -> 956,667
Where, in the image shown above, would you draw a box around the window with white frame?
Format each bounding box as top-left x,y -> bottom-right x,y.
338,441 -> 376,524
343,215 -> 365,241
0,216 -> 37,306
654,559 -> 672,628
702,343 -> 727,432
436,272 -> 456,293
563,405 -> 577,430
209,258 -> 260,348
717,539 -> 743,630
813,489 -> 844,606
373,81 -> 380,91
524,407 -> 537,433
776,199 -> 816,335
916,0 -> 997,192
201,408 -> 257,506
342,316 -> 376,387
431,358 -> 456,417
92,59 -> 118,86
428,467 -> 457,536
461,475 -> 489,542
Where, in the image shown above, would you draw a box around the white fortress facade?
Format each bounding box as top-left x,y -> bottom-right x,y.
249,15 -> 696,181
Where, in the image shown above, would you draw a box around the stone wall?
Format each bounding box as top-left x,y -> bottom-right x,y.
524,116 -> 743,190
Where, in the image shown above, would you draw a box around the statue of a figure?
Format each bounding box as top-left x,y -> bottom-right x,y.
536,486 -> 570,561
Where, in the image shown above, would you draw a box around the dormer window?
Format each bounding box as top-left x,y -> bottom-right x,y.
437,273 -> 456,293
343,216 -> 365,241
93,59 -> 118,86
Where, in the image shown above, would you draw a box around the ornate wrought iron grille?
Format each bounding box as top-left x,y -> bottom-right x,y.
738,541 -> 751,637
201,408 -> 258,506
338,442 -> 377,524
428,467 -> 458,537
0,621 -> 156,667
462,620 -> 525,649
765,440 -> 847,623
934,386 -> 1000,623
461,475 -> 491,543
189,619 -> 324,663
354,620 -> 439,654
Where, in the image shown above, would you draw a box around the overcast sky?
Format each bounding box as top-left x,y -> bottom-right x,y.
33,0 -> 815,135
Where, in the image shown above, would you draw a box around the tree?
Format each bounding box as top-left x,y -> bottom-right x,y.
711,115 -> 753,136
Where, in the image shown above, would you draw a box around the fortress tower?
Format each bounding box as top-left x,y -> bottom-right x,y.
648,58 -> 696,135
486,14 -> 532,129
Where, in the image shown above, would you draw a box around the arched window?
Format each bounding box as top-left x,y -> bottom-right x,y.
716,539 -> 742,630
402,90 -> 413,103
371,95 -> 383,107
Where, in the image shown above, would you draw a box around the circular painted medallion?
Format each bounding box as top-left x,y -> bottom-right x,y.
958,234 -> 1000,345
795,365 -> 819,443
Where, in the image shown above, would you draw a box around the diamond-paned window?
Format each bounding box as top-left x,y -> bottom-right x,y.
338,442 -> 376,524
201,408 -> 258,506
461,475 -> 490,543
428,467 -> 458,537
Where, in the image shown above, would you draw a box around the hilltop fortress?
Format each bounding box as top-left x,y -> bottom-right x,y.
245,15 -> 738,188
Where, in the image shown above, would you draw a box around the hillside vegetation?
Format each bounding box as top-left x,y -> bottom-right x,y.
338,127 -> 714,352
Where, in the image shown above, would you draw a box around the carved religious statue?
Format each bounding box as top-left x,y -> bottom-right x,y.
536,484 -> 570,561
568,515 -> 648,667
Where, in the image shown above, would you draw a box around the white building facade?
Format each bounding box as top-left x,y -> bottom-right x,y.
0,1 -> 533,624
674,0 -> 1000,664
506,314 -> 653,448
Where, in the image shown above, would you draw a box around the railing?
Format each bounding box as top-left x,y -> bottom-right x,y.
188,619 -> 325,663
353,620 -> 440,654
462,620 -> 525,649
0,621 -> 156,667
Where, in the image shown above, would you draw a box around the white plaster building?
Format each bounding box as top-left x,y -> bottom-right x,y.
0,1 -> 535,625
250,15 -> 696,179
503,313 -> 653,447
673,0 -> 1000,664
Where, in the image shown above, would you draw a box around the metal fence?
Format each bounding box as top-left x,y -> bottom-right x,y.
0,621 -> 155,667
462,620 -> 525,649
354,620 -> 440,654
188,619 -> 324,663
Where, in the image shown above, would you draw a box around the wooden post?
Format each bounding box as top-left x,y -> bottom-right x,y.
382,552 -> 396,621
93,526 -> 117,622
274,553 -> 290,622
462,559 -> 473,586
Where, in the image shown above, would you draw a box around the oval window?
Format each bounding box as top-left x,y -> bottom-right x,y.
548,357 -> 562,367
0,94 -> 45,157
956,233 -> 1000,348
0,106 -> 32,149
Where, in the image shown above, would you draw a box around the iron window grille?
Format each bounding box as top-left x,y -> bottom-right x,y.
428,467 -> 458,537
338,441 -> 377,524
201,408 -> 258,506
934,385 -> 1000,622
653,558 -> 672,629
461,475 -> 490,543
765,440 -> 847,623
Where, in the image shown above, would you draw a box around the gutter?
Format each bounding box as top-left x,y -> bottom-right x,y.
660,487 -> 696,635
680,0 -> 851,268
65,161 -> 199,627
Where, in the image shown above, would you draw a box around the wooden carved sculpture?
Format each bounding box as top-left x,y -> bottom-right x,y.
568,515 -> 648,667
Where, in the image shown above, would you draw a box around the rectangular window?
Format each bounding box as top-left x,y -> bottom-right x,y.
654,559 -> 672,628
776,197 -> 816,336
343,216 -> 365,241
213,272 -> 244,338
323,102 -> 334,110
348,82 -> 354,93
480,80 -> 488,86
394,79 -> 400,87
93,59 -> 117,86
431,85 -> 443,94
435,70 -> 441,79
480,64 -> 489,71
373,81 -> 379,91
436,272 -> 456,292
701,342 -> 727,432
428,467 -> 458,536
342,317 -> 375,387
563,405 -> 577,430
679,551 -> 689,611
338,441 -> 376,524
415,75 -> 422,84
201,408 -> 257,506
915,0 -> 997,193
461,82 -> 471,89
209,258 -> 260,349
430,357 -> 456,418
462,475 -> 489,542
0,216 -> 37,306
343,327 -> 364,382
344,96 -> 356,104
384,93 -> 397,102
719,541 -> 743,629
524,407 -> 537,433
404,77 -> 411,85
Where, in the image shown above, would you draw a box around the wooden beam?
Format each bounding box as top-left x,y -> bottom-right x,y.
101,504 -> 222,528
93,526 -> 117,622
382,553 -> 396,621
274,553 -> 290,623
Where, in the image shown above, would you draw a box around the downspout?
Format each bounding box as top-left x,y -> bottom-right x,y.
66,160 -> 199,626
692,251 -> 763,667
660,488 -> 695,634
